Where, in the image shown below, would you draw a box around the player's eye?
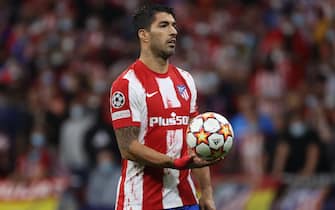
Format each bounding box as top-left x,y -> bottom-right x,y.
159,22 -> 168,27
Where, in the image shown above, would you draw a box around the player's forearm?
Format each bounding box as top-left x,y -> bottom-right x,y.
115,126 -> 194,169
115,126 -> 173,167
126,140 -> 175,168
192,167 -> 213,194
272,142 -> 289,175
301,144 -> 319,174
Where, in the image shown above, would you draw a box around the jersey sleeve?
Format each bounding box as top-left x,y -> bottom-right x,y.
110,74 -> 142,129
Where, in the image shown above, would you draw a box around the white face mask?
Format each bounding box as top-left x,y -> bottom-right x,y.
289,121 -> 306,137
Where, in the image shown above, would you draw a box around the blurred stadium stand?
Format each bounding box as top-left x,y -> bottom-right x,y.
0,0 -> 334,209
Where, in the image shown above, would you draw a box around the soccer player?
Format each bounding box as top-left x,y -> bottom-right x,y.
110,4 -> 219,210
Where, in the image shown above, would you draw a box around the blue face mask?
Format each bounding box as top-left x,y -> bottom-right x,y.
291,13 -> 305,28
31,133 -> 45,148
70,105 -> 84,119
98,160 -> 113,173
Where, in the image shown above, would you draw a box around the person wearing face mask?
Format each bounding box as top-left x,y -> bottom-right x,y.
85,149 -> 121,210
271,109 -> 330,177
16,126 -> 52,181
59,98 -> 94,172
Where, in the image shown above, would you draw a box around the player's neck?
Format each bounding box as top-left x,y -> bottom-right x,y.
139,52 -> 169,74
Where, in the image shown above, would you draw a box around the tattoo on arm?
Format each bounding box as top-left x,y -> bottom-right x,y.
115,126 -> 140,152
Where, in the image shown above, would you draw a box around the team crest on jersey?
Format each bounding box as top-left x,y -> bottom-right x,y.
112,91 -> 125,108
177,85 -> 189,100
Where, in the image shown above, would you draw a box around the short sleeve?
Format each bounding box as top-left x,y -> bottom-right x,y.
110,73 -> 142,129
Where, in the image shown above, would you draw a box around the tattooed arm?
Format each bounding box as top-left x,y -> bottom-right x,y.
115,126 -> 220,169
115,126 -> 175,168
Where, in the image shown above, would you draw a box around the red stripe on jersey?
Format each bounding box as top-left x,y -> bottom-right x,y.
116,160 -> 127,210
190,111 -> 199,119
142,102 -> 166,209
178,136 -> 197,205
140,66 -> 167,209
143,167 -> 164,209
178,170 -> 197,205
113,121 -> 141,129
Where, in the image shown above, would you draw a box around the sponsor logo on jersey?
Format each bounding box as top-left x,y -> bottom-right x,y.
149,112 -> 189,127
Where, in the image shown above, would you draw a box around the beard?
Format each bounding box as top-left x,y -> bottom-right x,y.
150,42 -> 175,60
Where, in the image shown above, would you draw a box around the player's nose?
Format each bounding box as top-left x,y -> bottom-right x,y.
169,25 -> 177,36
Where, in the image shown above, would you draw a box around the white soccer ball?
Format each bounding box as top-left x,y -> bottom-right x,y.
186,112 -> 234,160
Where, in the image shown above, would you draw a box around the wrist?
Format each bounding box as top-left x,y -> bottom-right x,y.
200,187 -> 214,200
173,155 -> 192,169
200,185 -> 213,193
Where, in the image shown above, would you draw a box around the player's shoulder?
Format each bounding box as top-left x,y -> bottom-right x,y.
173,65 -> 195,83
173,65 -> 188,74
112,62 -> 138,87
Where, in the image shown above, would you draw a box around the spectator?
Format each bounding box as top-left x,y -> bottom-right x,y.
85,148 -> 121,210
251,54 -> 285,117
0,131 -> 12,178
271,107 -> 330,177
59,95 -> 93,172
84,104 -> 120,168
230,92 -> 275,178
15,125 -> 52,181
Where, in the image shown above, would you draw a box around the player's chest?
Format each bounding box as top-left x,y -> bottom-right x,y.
143,76 -> 191,115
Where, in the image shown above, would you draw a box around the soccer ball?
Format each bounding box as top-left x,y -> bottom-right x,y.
186,112 -> 234,160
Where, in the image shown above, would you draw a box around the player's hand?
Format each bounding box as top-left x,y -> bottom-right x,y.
188,151 -> 222,169
199,192 -> 216,210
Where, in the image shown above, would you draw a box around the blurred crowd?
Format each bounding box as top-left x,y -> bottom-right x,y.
0,0 -> 335,209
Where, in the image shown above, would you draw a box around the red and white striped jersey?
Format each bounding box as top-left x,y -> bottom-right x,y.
110,60 -> 199,210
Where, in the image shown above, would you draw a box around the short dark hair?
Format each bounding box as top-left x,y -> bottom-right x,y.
132,4 -> 176,33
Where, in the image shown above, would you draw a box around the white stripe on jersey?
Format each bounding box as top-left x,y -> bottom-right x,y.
188,173 -> 198,203
124,70 -> 146,123
176,68 -> 197,114
163,168 -> 183,209
121,70 -> 148,209
112,109 -> 131,120
123,69 -> 148,144
123,161 -> 144,209
115,177 -> 121,209
163,129 -> 183,209
156,77 -> 181,108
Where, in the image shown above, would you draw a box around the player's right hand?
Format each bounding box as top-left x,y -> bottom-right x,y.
173,151 -> 222,170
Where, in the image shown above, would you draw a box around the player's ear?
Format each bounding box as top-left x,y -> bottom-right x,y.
138,29 -> 149,43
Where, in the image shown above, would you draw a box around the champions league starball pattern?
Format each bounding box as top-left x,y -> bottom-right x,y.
186,112 -> 234,160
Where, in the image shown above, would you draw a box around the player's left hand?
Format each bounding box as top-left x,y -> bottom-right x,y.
199,194 -> 216,210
